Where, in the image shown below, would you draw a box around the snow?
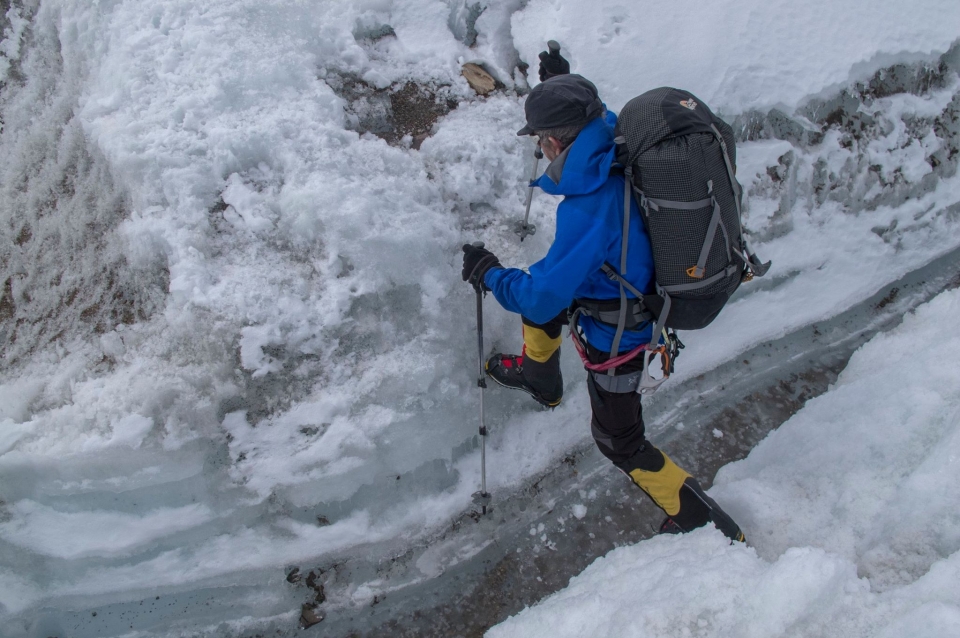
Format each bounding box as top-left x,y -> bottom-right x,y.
512,0 -> 960,113
0,0 -> 959,633
488,287 -> 960,638
0,3 -> 27,84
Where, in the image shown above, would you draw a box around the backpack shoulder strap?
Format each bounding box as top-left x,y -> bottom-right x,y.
603,164 -> 668,362
605,164 -> 632,368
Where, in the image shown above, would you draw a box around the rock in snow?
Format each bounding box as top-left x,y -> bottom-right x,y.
462,63 -> 497,95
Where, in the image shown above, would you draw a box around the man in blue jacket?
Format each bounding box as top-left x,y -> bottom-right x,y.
461,74 -> 744,541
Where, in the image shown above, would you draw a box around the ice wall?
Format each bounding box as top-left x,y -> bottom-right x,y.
0,1 -> 167,365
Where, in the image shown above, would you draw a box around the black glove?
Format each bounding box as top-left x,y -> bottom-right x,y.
462,243 -> 501,293
538,44 -> 570,81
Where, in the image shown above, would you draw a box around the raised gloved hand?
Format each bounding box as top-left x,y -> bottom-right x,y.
462,243 -> 502,293
538,40 -> 570,81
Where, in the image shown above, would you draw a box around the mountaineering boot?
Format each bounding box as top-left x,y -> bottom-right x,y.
618,446 -> 746,543
485,348 -> 563,408
679,477 -> 746,543
660,478 -> 746,543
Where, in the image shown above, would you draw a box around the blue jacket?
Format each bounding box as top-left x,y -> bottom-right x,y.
484,112 -> 656,352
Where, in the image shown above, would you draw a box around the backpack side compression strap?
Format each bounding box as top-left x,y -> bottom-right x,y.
710,123 -> 771,277
643,182 -> 726,281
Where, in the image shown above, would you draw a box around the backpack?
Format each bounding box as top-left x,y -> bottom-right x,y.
574,87 -> 770,393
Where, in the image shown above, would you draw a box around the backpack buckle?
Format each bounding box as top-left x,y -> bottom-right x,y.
686,265 -> 705,279
635,191 -> 653,214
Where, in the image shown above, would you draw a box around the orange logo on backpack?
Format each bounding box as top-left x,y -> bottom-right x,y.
680,99 -> 697,110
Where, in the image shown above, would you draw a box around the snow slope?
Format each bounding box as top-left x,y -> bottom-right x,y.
488,286 -> 960,638
513,0 -> 960,113
1,0 -> 959,633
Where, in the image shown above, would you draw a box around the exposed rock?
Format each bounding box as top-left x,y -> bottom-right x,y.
390,82 -> 456,146
326,73 -> 458,149
461,63 -> 496,96
299,602 -> 324,629
305,570 -> 326,603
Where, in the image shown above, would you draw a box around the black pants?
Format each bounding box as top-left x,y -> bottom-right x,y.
523,311 -> 711,528
522,311 -> 649,464
582,340 -> 652,465
581,338 -> 714,529
521,313 -> 567,339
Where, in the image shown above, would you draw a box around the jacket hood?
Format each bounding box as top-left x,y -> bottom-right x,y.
533,113 -> 617,197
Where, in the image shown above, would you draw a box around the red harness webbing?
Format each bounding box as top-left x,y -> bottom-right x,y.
569,330 -> 648,372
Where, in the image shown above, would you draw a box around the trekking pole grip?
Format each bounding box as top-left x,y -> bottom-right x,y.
468,240 -> 486,383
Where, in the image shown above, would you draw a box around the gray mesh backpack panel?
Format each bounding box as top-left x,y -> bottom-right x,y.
611,87 -> 768,331
636,132 -> 740,299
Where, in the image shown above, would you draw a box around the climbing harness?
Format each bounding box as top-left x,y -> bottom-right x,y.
568,304 -> 684,395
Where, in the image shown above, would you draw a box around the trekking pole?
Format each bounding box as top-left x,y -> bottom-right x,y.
514,40 -> 561,241
470,241 -> 492,515
515,146 -> 543,242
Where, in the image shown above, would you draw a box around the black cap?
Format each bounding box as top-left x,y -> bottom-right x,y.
517,74 -> 604,136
